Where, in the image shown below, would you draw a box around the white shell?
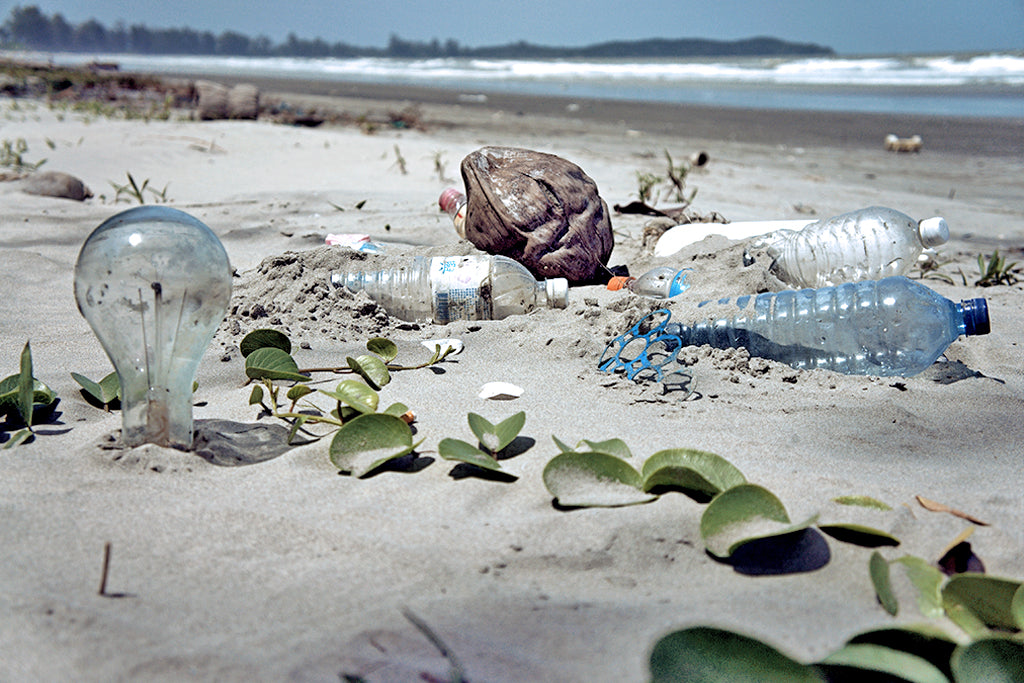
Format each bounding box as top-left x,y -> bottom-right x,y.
421,338 -> 464,356
478,382 -> 523,400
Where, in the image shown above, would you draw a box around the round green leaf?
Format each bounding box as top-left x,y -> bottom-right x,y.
244,347 -> 308,382
542,451 -> 654,508
1012,585 -> 1024,631
286,384 -> 313,402
951,638 -> 1024,683
650,627 -> 823,682
468,411 -> 524,454
942,574 -> 1024,632
347,354 -> 391,390
240,329 -> 291,358
819,644 -> 949,683
641,448 -> 746,499
846,627 -> 957,680
581,438 -> 633,460
383,402 -> 410,417
366,337 -> 398,362
699,484 -> 818,559
438,438 -> 506,474
319,380 -> 379,414
328,413 -> 418,477
870,551 -> 899,616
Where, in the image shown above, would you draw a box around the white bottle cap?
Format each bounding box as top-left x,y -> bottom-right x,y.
918,217 -> 950,247
546,278 -> 570,308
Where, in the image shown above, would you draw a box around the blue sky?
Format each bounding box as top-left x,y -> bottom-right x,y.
8,0 -> 1024,54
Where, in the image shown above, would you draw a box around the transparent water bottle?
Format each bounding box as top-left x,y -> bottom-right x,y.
664,276 -> 989,377
762,207 -> 949,288
330,254 -> 569,324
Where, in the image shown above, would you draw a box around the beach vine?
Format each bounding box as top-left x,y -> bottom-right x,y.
0,341 -> 59,448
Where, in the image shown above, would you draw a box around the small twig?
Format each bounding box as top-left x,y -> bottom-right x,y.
98,542 -> 112,596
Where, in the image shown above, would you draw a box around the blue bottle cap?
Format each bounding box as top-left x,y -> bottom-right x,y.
960,297 -> 990,336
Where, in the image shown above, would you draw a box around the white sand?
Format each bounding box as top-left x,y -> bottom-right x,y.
1,95 -> 1023,682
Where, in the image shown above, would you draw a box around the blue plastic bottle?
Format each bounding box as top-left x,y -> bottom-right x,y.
664,276 -> 989,377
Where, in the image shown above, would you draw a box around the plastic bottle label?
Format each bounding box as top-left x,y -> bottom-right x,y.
429,257 -> 492,323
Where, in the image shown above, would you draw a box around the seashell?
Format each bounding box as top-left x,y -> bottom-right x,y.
478,382 -> 523,400
421,338 -> 464,356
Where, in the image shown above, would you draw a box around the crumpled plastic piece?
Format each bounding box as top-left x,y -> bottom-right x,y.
460,146 -> 614,284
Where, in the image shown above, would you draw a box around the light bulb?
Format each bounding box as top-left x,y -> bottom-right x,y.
74,206 -> 232,449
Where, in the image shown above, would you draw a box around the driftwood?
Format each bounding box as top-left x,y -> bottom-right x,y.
460,147 -> 614,283
196,80 -> 259,120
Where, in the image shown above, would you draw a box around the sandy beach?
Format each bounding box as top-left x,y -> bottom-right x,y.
1,69 -> 1023,681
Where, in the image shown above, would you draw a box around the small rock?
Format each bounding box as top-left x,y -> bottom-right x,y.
22,171 -> 93,201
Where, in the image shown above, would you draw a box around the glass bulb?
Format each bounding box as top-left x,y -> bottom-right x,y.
74,206 -> 232,449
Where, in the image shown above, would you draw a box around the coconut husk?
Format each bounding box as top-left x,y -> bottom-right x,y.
460,147 -> 614,283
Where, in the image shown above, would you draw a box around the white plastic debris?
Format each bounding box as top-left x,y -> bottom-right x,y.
325,233 -> 384,253
478,382 -> 523,400
421,338 -> 464,356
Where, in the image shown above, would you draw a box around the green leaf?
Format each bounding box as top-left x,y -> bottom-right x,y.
699,484 -> 818,559
346,354 -> 391,390
244,347 -> 308,382
845,626 -> 958,680
328,413 -> 420,477
240,329 -> 291,358
3,428 -> 33,449
17,341 -> 34,428
552,435 -> 576,453
286,385 -> 313,402
542,451 -> 655,508
832,495 -> 892,511
580,438 -> 632,460
951,638 -> 1024,683
1012,585 -> 1024,630
870,551 -> 899,616
71,372 -> 103,403
99,371 -> 121,401
819,523 -> 901,548
942,574 -> 1024,632
641,448 -> 746,500
649,627 -> 823,682
248,384 -> 264,406
438,438 -> 507,474
468,411 -> 525,454
319,380 -> 379,415
383,402 -> 410,418
893,556 -> 946,619
366,337 -> 398,362
819,644 -> 949,683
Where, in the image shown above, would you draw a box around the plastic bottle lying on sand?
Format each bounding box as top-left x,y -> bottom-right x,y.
760,206 -> 949,288
653,208 -> 949,286
439,188 -> 468,238
607,266 -> 693,299
663,276 -> 989,377
330,254 -> 569,324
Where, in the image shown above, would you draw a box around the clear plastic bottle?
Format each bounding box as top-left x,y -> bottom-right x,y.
439,188 -> 468,238
663,276 -> 989,377
763,206 -> 949,288
330,254 -> 569,324
616,266 -> 693,299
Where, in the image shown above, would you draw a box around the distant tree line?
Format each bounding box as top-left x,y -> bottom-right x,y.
0,5 -> 833,59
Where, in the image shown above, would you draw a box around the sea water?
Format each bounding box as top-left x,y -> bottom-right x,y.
9,50 -> 1024,119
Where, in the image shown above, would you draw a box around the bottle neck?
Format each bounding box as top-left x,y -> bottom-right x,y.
956,297 -> 990,336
